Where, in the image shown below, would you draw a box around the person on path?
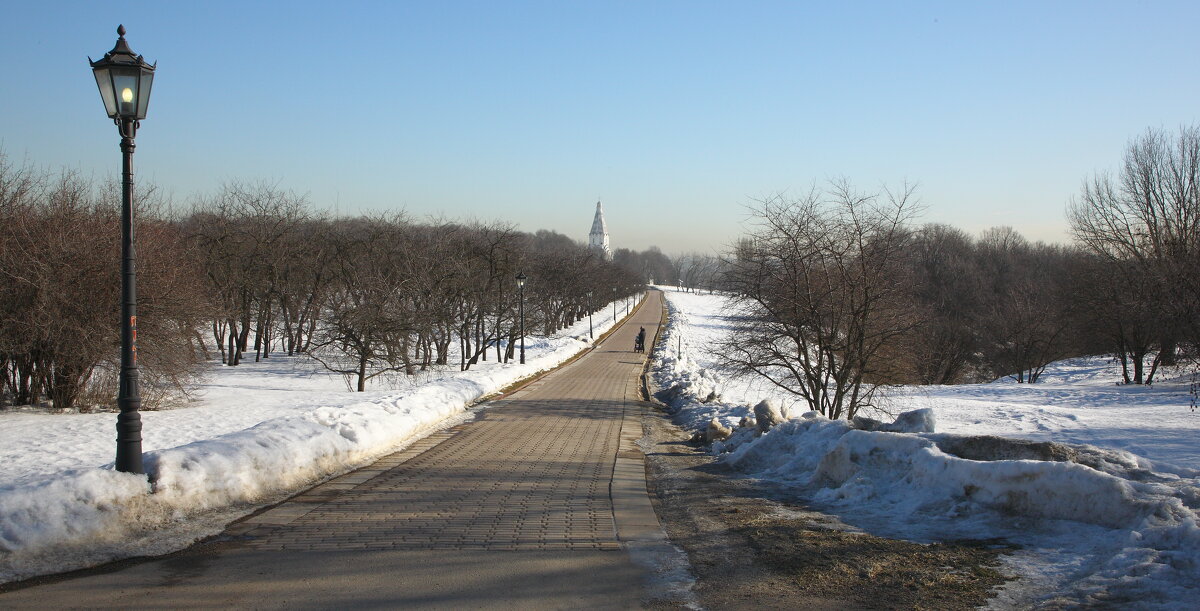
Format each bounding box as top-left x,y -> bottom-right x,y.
636,327 -> 646,353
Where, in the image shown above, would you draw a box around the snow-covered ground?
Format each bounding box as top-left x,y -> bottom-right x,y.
650,288 -> 1200,610
0,296 -> 640,584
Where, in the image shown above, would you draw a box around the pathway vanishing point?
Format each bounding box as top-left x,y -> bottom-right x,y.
0,290 -> 691,609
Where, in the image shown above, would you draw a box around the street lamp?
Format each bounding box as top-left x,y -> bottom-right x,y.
90,25 -> 155,475
586,291 -> 594,339
515,272 -> 527,364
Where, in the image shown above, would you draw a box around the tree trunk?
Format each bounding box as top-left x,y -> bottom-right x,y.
1117,336 -> 1131,384
400,334 -> 414,375
436,337 -> 450,365
228,319 -> 240,366
459,332 -> 468,371
357,355 -> 367,392
254,314 -> 264,362
213,320 -> 228,364
1132,350 -> 1145,385
192,329 -> 212,361
477,318 -> 486,362
262,309 -> 272,359
49,363 -> 79,410
281,300 -> 296,356
238,313 -> 252,354
1159,336 -> 1178,367
1145,352 -> 1163,385
302,316 -> 317,352
15,358 -> 33,405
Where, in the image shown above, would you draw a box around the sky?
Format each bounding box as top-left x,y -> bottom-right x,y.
2,1 -> 1198,254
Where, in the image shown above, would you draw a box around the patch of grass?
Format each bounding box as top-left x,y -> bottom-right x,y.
733,511 -> 1015,610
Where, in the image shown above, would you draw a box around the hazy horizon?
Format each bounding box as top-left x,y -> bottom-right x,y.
3,1 -> 1197,254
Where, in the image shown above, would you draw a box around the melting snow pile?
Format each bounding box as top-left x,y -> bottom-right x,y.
650,288 -> 1200,609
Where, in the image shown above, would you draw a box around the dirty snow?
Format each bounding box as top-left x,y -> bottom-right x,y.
650,288 -> 1200,609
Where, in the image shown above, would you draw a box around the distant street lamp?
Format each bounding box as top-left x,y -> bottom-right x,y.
612,288 -> 617,321
90,25 -> 156,475
516,272 -> 527,364
586,291 -> 594,339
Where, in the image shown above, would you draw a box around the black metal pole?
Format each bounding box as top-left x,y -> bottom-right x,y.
518,285 -> 526,364
588,297 -> 593,339
115,118 -> 143,474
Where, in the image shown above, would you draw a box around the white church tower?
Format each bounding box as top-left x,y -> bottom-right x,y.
589,201 -> 612,261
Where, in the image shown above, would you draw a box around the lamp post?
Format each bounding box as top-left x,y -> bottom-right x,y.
586,291 -> 593,339
516,272 -> 527,364
90,25 -> 155,475
612,288 -> 617,321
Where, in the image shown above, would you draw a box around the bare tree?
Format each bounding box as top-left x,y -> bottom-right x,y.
273,218 -> 335,356
306,215 -> 414,391
1070,255 -> 1169,384
1069,125 -> 1200,365
905,224 -> 984,384
971,229 -> 1075,383
720,181 -> 920,420
0,163 -> 206,409
184,180 -> 309,366
673,253 -> 721,293
614,246 -> 674,285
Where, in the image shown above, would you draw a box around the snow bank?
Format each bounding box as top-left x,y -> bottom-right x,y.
146,381 -> 483,512
0,296 -> 637,584
723,416 -> 1192,531
650,292 -> 754,430
649,288 -> 1200,608
0,378 -> 481,582
717,415 -> 1200,608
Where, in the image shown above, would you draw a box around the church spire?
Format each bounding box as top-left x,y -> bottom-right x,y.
589,201 -> 612,261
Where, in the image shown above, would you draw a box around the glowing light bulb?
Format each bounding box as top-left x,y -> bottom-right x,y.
121,88 -> 134,103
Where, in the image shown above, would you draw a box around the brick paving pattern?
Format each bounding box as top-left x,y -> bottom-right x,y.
242,301 -> 654,553
0,295 -> 672,610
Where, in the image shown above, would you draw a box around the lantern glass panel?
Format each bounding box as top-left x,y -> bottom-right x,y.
93,67 -> 117,117
136,70 -> 154,119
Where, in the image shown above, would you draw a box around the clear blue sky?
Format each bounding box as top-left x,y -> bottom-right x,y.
3,1 -> 1198,254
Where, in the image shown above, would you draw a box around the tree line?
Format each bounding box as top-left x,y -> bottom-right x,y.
719,125 -> 1200,420
5,125 -> 1195,416
0,164 -> 207,411
1,162 -> 641,409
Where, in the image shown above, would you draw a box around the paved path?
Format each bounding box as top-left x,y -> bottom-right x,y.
0,291 -> 683,609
